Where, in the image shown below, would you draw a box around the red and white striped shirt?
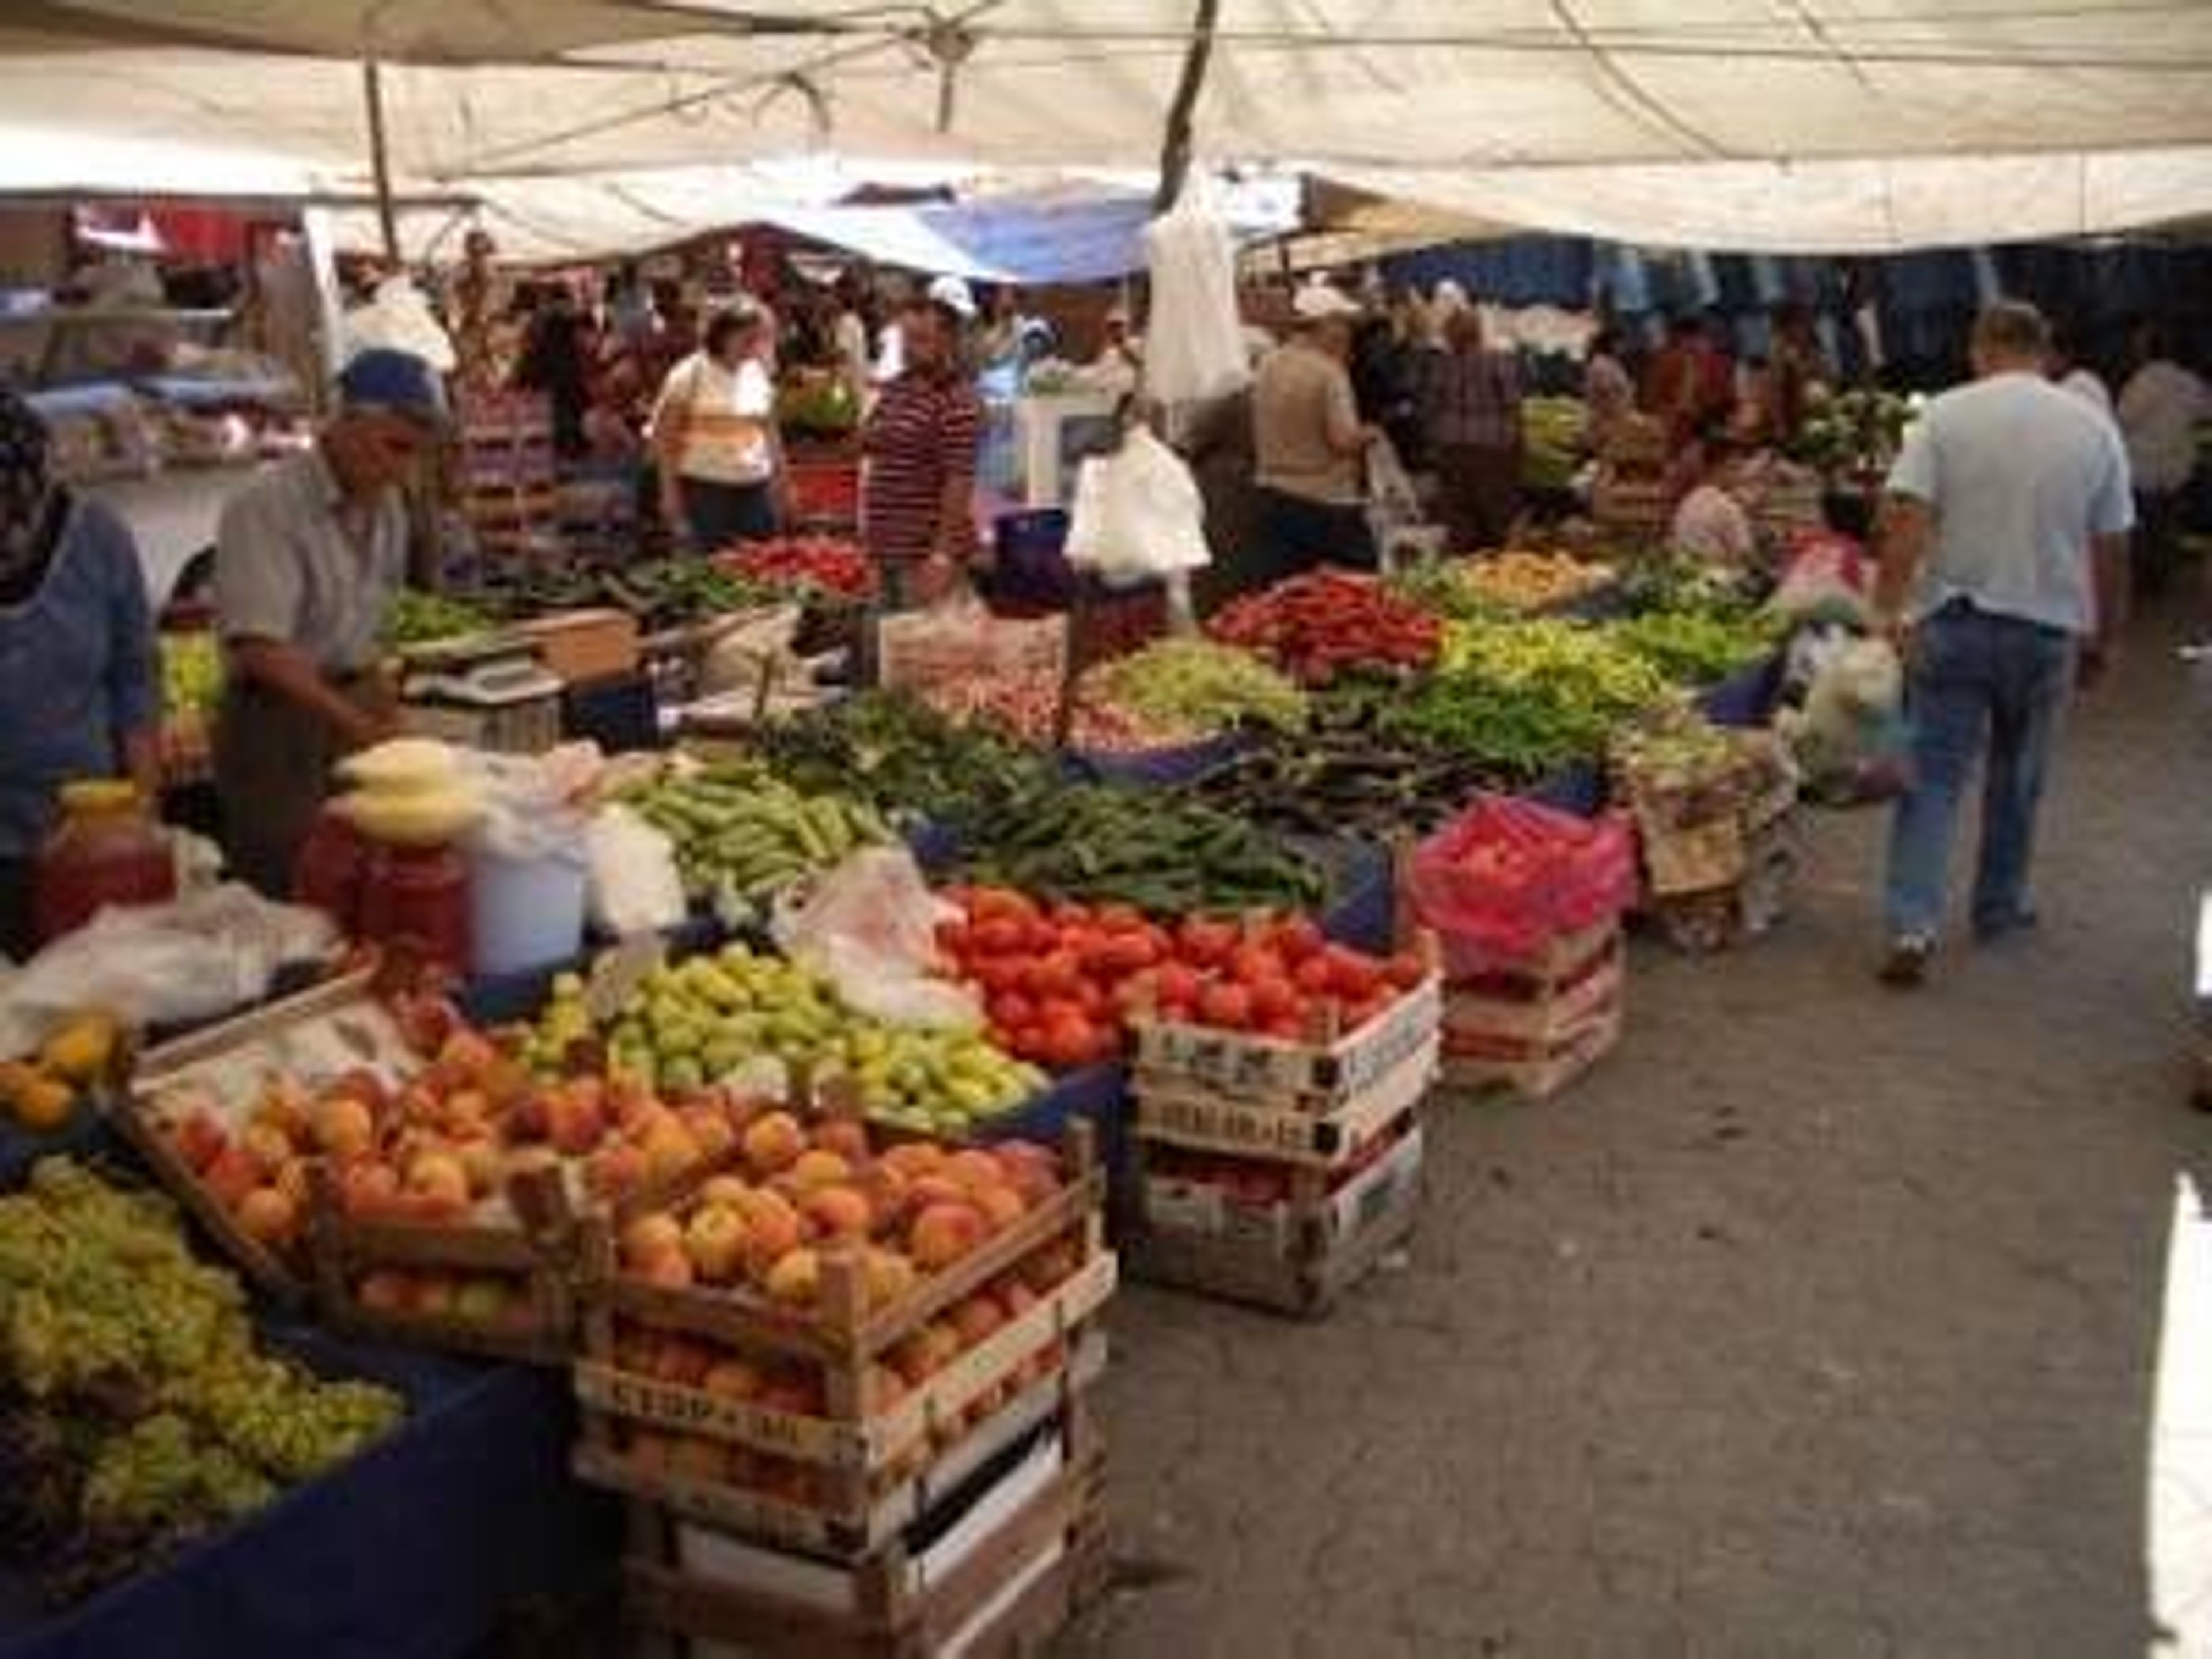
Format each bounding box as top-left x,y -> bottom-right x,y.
861,368 -> 980,565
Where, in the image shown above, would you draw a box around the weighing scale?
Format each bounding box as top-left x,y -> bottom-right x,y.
397,631 -> 566,753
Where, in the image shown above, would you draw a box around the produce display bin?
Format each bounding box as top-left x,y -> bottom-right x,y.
1437,925 -> 1625,1101
1065,732 -> 1247,790
1525,763 -> 1608,819
1127,1120 -> 1425,1317
1130,971 -> 1442,1109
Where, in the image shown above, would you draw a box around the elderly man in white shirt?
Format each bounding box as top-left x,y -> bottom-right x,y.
2116,321 -> 2210,596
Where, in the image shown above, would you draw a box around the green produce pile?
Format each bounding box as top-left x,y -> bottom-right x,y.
1793,388 -> 1915,476
1616,550 -> 1763,620
484,558 -> 772,634
1605,609 -> 1779,685
383,588 -> 499,649
1382,620 -> 1674,778
964,780 -> 1323,914
1183,696 -> 1501,837
0,1160 -> 403,1604
752,692 -> 1058,836
623,763 -> 892,905
1086,639 -> 1308,734
160,632 -> 222,718
1610,705 -> 1748,790
775,374 -> 861,438
1385,560 -> 1510,624
521,945 -> 1043,1132
1520,396 -> 1588,493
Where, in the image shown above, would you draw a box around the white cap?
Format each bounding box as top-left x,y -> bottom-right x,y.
1291,281 -> 1361,322
1432,279 -> 1470,315
927,274 -> 978,319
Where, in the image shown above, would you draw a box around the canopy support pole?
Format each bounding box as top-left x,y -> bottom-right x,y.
362,57 -> 400,264
1154,0 -> 1221,213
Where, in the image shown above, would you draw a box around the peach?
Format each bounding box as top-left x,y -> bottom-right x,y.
788,1148 -> 851,1192
640,1119 -> 702,1186
584,1142 -> 649,1200
993,1143 -> 1062,1205
801,1185 -> 872,1241
608,1074 -> 658,1134
454,1137 -> 505,1198
406,1150 -> 471,1208
908,1201 -> 985,1270
236,1185 -> 298,1245
313,1094 -> 376,1158
888,1320 -> 961,1388
652,1336 -> 715,1388
1021,1240 -> 1081,1294
943,1149 -> 1005,1196
809,1118 -> 871,1165
906,1174 -> 970,1211
546,1088 -> 608,1156
325,1067 -> 392,1115
240,1122 -> 298,1173
862,1247 -> 919,1309
412,1274 -> 459,1316
678,1101 -> 736,1160
252,1080 -> 313,1143
948,1292 -> 1006,1348
357,1268 -> 414,1314
684,1205 -> 751,1283
339,1160 -> 402,1219
632,1245 -> 695,1289
735,1189 -> 802,1270
998,1279 -> 1041,1319
972,1182 -> 1029,1233
756,1374 -> 825,1418
476,1055 -> 534,1111
502,1092 -> 550,1145
858,1165 -> 912,1228
763,1246 -> 820,1306
880,1142 -> 945,1182
622,1211 -> 684,1264
863,1363 -> 910,1414
700,1358 -> 764,1401
171,1108 -> 229,1174
741,1111 -> 805,1176
203,1146 -> 266,1207
438,1028 -> 502,1078
700,1175 -> 755,1208
274,1156 -> 313,1211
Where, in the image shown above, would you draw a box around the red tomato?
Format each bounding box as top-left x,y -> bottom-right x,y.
990,992 -> 1036,1031
935,919 -> 973,957
1268,916 -> 1326,964
1074,979 -> 1108,1018
1096,903 -> 1147,935
1100,933 -> 1158,974
1178,918 -> 1237,968
1040,1014 -> 1096,1070
1154,963 -> 1203,1009
970,888 -> 1035,924
1346,997 -> 1389,1032
1027,918 -> 1063,954
1260,1014 -> 1305,1041
974,918 -> 1025,956
1327,947 -> 1384,999
975,957 -> 1027,995
1384,951 -> 1429,991
1293,956 -> 1336,995
1197,982 -> 1253,1030
1249,978 -> 1299,1022
1050,901 -> 1093,929
1228,944 -> 1280,986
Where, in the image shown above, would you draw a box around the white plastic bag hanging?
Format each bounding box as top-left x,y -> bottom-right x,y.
1142,190 -> 1249,406
584,805 -> 687,938
1064,426 -> 1214,586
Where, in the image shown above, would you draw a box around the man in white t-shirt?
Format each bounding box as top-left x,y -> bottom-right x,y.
2116,321 -> 2211,596
1870,301 -> 2134,987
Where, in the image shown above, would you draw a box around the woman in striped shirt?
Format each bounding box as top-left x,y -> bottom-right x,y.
861,293 -> 981,609
649,302 -> 786,551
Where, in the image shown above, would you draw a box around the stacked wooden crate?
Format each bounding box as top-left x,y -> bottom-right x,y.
571,1123 -> 1113,1657
454,391 -> 563,569
1435,918 -> 1624,1100
1125,976 -> 1440,1316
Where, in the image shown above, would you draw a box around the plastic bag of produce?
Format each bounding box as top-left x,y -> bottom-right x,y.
1065,426 -> 1213,586
771,847 -> 982,1029
1408,795 -> 1638,970
584,804 -> 687,938
1778,637 -> 1910,806
0,884 -> 337,1057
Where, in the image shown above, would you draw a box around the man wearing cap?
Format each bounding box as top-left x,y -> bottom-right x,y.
1250,282 -> 1377,582
213,347 -> 440,896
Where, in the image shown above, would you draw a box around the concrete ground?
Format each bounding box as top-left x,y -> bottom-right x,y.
1079,606 -> 2212,1658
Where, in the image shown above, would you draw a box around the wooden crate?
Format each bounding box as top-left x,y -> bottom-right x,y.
1127,1122 -> 1424,1317
1130,973 -> 1443,1109
621,1418 -> 1105,1657
572,1124 -> 1109,1543
120,969 -> 416,1300
1439,996 -> 1623,1102
1643,821 -> 1798,955
1131,1036 -> 1435,1168
1442,940 -> 1622,1058
1440,916 -> 1619,996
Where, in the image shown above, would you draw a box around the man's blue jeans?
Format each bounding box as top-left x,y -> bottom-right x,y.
1885,603 -> 2074,941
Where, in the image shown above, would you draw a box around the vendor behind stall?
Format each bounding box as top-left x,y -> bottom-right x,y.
213,349 -> 439,897
1670,422 -> 1759,569
0,389 -> 160,956
860,287 -> 982,610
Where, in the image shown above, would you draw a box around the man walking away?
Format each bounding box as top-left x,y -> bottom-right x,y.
1871,301 -> 2133,988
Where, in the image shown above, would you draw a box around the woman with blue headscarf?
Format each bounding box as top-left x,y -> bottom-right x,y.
0,388 -> 161,956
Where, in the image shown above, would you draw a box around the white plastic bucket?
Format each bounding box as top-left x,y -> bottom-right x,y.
469,835 -> 588,978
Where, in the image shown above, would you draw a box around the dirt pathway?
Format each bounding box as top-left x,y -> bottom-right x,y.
1082,607 -> 2212,1658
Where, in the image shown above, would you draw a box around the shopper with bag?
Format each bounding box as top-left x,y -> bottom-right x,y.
647,300 -> 787,551
860,285 -> 982,611
1870,301 -> 2133,987
1249,282 -> 1378,581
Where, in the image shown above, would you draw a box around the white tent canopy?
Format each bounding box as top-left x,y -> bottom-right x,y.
3,1 -> 2212,253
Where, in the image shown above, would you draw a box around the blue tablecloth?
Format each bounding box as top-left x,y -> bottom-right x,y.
1525,763 -> 1608,818
1695,653 -> 1785,729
